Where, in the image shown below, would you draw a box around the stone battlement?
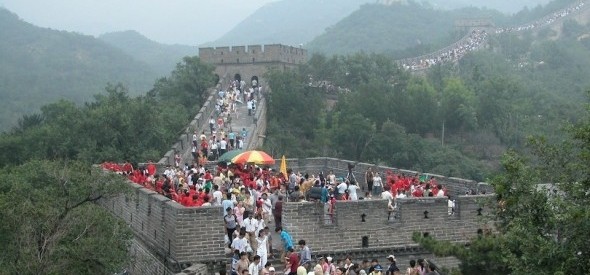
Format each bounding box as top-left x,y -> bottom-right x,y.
199,44 -> 307,65
101,157 -> 495,272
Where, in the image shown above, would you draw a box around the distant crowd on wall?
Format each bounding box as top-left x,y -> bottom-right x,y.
401,0 -> 587,71
401,29 -> 488,71
495,0 -> 586,34
191,78 -> 262,165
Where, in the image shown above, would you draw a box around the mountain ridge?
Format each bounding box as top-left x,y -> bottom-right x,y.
0,8 -> 158,131
99,30 -> 198,76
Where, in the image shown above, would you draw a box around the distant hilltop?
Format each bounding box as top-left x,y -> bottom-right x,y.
377,0 -> 407,5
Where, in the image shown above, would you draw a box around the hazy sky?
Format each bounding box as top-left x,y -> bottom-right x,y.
0,0 -> 278,45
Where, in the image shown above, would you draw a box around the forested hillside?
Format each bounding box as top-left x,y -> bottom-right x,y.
307,0 -> 579,56
264,17 -> 590,181
0,9 -> 158,132
207,0 -> 373,46
307,1 -> 506,55
99,30 -> 198,76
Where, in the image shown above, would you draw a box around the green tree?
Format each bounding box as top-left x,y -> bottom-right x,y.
0,160 -> 132,274
414,98 -> 590,274
150,56 -> 216,110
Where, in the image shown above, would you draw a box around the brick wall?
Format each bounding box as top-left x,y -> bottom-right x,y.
99,182 -> 226,271
282,195 -> 495,257
199,44 -> 307,65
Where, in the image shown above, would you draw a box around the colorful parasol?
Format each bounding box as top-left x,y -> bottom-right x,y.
218,149 -> 244,163
231,150 -> 275,165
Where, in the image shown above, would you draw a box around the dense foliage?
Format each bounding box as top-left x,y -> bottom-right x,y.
0,57 -> 215,168
307,0 -> 579,57
0,54 -> 215,273
265,16 -> 590,181
307,1 -> 506,56
0,9 -> 159,132
413,100 -> 590,274
0,160 -> 132,274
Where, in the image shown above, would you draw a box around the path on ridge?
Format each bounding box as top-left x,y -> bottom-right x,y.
178,89 -> 263,167
397,0 -> 588,71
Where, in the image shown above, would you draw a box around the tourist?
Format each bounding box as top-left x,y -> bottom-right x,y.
372,173 -> 383,197
237,251 -> 250,275
336,180 -> 348,200
231,249 -> 240,275
348,181 -> 360,201
260,262 -> 273,275
276,227 -> 294,263
298,240 -> 312,270
406,259 -> 419,275
231,232 -> 248,254
234,201 -> 246,227
365,168 -> 374,197
385,255 -> 400,275
243,212 -> 258,252
286,247 -> 299,275
256,230 -> 269,270
224,208 -> 239,248
273,196 -> 283,230
260,192 -> 272,223
248,255 -> 261,275
424,263 -> 439,275
209,116 -> 215,134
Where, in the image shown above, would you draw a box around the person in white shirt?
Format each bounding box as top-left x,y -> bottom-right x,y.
372,173 -> 383,197
381,186 -> 395,219
256,230 -> 270,269
231,232 -> 248,253
261,193 -> 272,223
347,182 -> 360,201
243,213 -> 258,251
336,181 -> 348,200
249,255 -> 261,275
212,185 -> 223,206
219,138 -> 228,155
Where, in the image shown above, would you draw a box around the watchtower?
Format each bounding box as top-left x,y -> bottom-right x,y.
199,44 -> 307,87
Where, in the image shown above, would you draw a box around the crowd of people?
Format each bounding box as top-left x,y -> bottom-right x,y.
101,158 -> 451,275
190,78 -> 262,165
400,0 -> 587,71
401,29 -> 488,71
495,0 -> 586,34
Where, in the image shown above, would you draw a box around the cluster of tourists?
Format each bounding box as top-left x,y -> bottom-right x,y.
402,29 -> 488,71
496,0 -> 586,34
400,0 -> 587,71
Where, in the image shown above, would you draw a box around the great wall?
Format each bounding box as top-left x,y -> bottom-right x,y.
100,2 -> 589,274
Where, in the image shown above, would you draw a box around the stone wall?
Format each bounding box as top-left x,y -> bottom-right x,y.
99,182 -> 226,272
199,44 -> 307,65
282,195 -> 495,257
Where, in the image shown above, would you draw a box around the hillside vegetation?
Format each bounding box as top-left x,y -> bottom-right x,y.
0,9 -> 158,132
264,17 -> 590,181
207,0 -> 374,46
99,30 -> 198,77
307,1 -> 506,55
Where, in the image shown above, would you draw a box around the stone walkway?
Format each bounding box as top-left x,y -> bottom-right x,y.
179,92 -> 263,167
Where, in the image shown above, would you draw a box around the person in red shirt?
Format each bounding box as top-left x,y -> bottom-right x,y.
122,161 -> 134,175
146,160 -> 157,176
287,247 -> 299,274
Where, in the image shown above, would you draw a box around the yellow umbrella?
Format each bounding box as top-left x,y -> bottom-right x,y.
280,155 -> 287,176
